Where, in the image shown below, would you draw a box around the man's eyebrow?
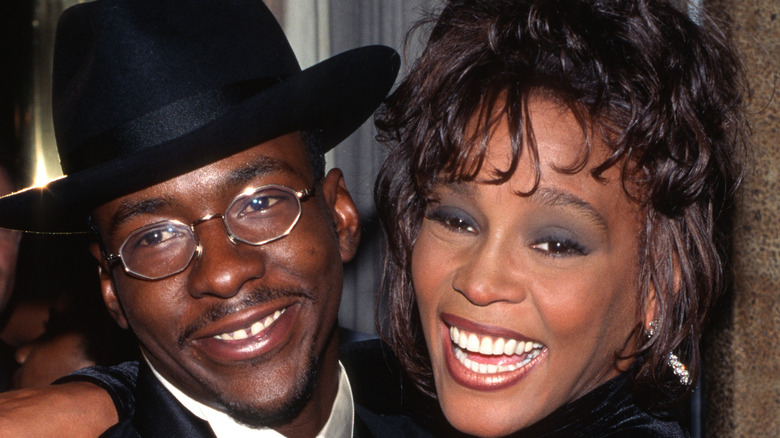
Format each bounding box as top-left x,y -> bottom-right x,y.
109,198 -> 175,237
534,187 -> 608,230
222,156 -> 300,190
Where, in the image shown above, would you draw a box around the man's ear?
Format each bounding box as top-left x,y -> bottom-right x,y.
89,242 -> 129,329
320,168 -> 361,263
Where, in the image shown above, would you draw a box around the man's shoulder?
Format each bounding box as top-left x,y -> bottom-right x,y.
100,420 -> 142,438
100,362 -> 214,438
56,360 -> 140,420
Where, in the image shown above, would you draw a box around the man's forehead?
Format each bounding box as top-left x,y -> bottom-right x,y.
222,155 -> 302,188
95,134 -> 313,234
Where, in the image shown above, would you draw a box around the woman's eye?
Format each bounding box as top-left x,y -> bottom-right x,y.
442,216 -> 475,232
426,207 -> 477,234
531,238 -> 587,256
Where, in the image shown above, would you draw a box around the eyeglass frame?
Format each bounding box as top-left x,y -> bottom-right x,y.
103,184 -> 314,281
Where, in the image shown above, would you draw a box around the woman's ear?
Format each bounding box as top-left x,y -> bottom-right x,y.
643,249 -> 683,332
320,168 -> 361,263
643,285 -> 658,332
89,242 -> 129,329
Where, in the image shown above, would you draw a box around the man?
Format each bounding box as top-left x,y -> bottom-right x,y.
0,0 -> 412,436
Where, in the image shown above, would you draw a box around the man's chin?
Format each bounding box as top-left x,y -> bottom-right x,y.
217,352 -> 319,429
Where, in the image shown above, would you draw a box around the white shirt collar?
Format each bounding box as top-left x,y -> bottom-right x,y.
145,357 -> 354,438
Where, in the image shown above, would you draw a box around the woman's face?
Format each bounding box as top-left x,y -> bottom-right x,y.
411,98 -> 651,437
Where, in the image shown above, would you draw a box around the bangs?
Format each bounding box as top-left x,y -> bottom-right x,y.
414,82 -> 600,198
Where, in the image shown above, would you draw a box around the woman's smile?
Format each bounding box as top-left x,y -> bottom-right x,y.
440,313 -> 548,392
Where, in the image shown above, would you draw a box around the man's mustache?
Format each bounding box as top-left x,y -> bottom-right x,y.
178,287 -> 317,346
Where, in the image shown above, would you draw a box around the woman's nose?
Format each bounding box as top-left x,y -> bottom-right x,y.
451,239 -> 527,306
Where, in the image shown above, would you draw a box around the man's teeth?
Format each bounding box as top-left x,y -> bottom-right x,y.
449,325 -> 543,374
213,309 -> 285,341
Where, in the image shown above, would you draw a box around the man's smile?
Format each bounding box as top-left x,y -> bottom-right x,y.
213,308 -> 285,341
176,286 -> 318,363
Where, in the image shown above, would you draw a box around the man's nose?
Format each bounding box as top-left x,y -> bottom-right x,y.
186,219 -> 266,298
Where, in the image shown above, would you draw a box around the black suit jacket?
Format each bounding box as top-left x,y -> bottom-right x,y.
0,340 -> 16,392
94,340 -> 433,437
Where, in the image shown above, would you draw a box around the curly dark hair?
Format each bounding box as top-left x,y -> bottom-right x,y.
374,0 -> 748,406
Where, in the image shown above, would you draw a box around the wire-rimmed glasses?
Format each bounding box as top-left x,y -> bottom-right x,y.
104,184 -> 313,280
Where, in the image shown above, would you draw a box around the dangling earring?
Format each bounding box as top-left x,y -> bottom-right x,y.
667,353 -> 690,386
645,320 -> 691,386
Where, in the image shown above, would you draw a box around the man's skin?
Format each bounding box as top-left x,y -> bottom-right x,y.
0,133 -> 361,437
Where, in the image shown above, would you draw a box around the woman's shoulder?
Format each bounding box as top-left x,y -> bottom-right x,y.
597,375 -> 689,438
517,373 -> 689,438
599,400 -> 689,438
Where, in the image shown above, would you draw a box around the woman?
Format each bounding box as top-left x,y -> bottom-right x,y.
375,0 -> 748,436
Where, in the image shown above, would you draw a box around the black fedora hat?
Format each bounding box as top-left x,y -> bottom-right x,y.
0,0 -> 399,233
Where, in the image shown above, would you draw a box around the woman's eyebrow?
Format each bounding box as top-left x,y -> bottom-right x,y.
439,180 -> 478,196
533,187 -> 608,230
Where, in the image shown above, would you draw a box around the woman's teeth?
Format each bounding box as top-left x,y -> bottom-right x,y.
214,309 -> 285,341
449,325 -> 543,374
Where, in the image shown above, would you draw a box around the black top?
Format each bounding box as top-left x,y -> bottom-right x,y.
60,340 -> 687,437
512,373 -> 688,438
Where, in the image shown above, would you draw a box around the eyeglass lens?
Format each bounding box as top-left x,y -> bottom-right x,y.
118,185 -> 304,279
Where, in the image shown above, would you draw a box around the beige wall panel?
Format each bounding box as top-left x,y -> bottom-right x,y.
704,0 -> 780,436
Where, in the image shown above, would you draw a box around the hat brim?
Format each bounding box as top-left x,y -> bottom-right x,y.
0,45 -> 399,233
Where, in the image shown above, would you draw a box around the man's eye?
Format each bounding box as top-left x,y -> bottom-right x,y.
246,195 -> 276,212
137,226 -> 184,246
531,238 -> 587,256
238,193 -> 291,217
240,195 -> 284,215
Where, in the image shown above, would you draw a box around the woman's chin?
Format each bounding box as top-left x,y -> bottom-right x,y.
436,385 -> 541,438
442,411 -> 526,438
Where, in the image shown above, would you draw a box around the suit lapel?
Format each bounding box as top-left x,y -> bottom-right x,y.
132,363 -> 215,438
